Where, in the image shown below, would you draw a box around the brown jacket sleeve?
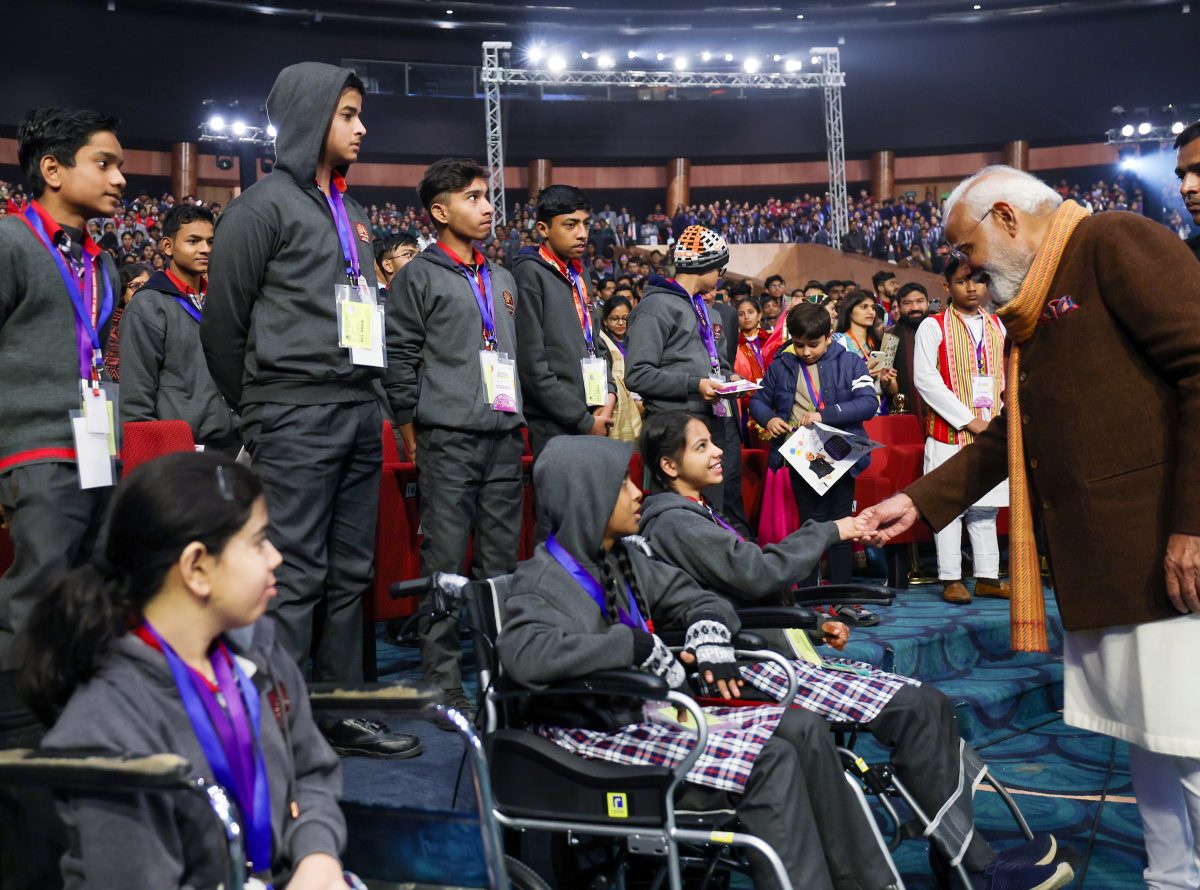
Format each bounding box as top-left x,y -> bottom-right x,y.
904,410 -> 1010,532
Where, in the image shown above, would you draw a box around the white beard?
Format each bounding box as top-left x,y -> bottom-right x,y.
983,237 -> 1036,306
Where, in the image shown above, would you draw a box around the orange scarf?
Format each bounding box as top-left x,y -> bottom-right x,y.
994,199 -> 1090,653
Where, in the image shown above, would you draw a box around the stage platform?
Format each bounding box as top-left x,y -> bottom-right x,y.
339,583 -> 1147,888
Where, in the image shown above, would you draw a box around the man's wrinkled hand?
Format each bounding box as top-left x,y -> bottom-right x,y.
860,493 -> 920,546
1165,533 -> 1200,614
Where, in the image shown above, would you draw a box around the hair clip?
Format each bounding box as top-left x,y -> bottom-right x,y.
216,465 -> 234,501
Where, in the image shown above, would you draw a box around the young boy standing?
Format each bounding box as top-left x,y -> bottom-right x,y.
914,259 -> 1011,604
118,204 -> 239,453
385,158 -> 525,723
625,224 -> 750,535
513,184 -> 615,458
750,303 -> 878,588
0,108 -> 125,746
202,62 -> 419,759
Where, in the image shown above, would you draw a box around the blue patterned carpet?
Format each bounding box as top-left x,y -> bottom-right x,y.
340,583 -> 1148,888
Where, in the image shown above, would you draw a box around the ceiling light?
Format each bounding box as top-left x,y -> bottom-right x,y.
527,44 -> 545,64
724,52 -> 734,61
207,115 -> 226,132
266,124 -> 277,139
811,54 -> 821,64
656,52 -> 665,61
627,49 -> 637,59
1137,121 -> 1152,135
445,8 -> 453,13
701,51 -> 712,61
1172,121 -> 1186,134
231,120 -> 248,136
1120,124 -> 1135,137
973,3 -> 981,8
743,57 -> 761,73
580,51 -> 589,60
785,59 -> 802,72
548,54 -> 567,73
598,53 -> 615,69
796,13 -> 804,19
772,54 -> 782,62
674,56 -> 688,70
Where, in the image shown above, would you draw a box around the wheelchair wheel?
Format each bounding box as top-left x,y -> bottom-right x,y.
505,853 -> 552,890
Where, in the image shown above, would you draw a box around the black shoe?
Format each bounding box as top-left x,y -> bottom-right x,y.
321,718 -> 422,759
433,687 -> 478,733
831,603 -> 881,627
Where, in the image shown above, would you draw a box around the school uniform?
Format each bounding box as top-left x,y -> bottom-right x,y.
624,276 -> 750,536
201,63 -> 383,686
119,269 -> 240,453
384,241 -> 525,694
511,245 -> 615,458
0,203 -> 119,741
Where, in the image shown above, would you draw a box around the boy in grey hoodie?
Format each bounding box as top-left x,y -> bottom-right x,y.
202,62 -> 418,759
384,158 -> 525,723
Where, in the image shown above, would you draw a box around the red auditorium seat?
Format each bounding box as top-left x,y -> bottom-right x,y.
368,423 -> 421,630
860,415 -> 932,588
741,449 -> 769,534
628,451 -> 645,493
519,454 -> 536,560
121,420 -> 196,476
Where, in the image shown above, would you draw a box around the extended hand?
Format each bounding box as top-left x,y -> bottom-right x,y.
287,853 -> 346,890
1165,533 -> 1200,614
859,493 -> 920,546
821,621 -> 850,650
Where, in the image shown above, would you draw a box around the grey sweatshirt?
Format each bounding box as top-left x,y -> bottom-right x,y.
201,62 -> 379,410
511,248 -> 615,434
42,618 -> 344,890
624,276 -> 734,416
498,436 -> 739,728
118,271 -> 239,451
383,244 -> 525,432
0,217 -> 120,465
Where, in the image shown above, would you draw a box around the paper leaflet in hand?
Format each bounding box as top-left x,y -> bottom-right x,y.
713,379 -> 762,396
780,421 -> 881,495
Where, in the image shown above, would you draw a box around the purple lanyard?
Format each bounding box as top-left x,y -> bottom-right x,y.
612,337 -> 627,357
745,335 -> 763,367
21,206 -> 114,381
546,533 -> 650,632
801,364 -> 825,411
463,263 -> 498,350
565,265 -> 596,356
704,503 -> 744,541
174,295 -> 203,324
142,623 -> 273,873
689,293 -> 723,376
958,313 -> 987,373
321,184 -> 361,282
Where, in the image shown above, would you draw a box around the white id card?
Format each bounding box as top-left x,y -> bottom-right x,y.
971,375 -> 995,416
336,283 -> 385,367
80,380 -> 110,435
480,350 -> 519,413
581,356 -> 608,407
71,413 -> 114,489
710,374 -> 731,418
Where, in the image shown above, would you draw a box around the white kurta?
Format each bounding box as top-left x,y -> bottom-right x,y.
914,313 -> 1009,509
1063,613 -> 1200,757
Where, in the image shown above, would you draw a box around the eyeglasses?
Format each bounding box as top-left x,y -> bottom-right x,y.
947,208 -> 993,263
607,315 -> 629,326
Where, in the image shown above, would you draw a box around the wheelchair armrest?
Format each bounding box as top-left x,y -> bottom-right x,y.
0,748 -> 194,792
735,606 -> 819,629
496,669 -> 670,702
791,583 -> 897,607
308,681 -> 443,715
732,631 -> 767,650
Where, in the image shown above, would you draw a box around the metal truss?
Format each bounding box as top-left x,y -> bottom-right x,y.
1105,125 -> 1183,145
480,41 -> 849,240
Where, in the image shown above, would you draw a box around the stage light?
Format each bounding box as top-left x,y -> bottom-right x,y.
973,3 -> 981,9
266,124 -> 277,139
811,55 -> 821,65
1172,121 -> 1186,134
701,51 -> 712,61
772,54 -> 782,62
598,53 -> 615,69
724,52 -> 734,62
796,13 -> 804,18
1137,122 -> 1152,135
674,56 -> 688,70
216,156 -> 234,171
627,49 -> 637,59
581,51 -> 590,60
1120,124 -> 1135,137
527,44 -> 545,64
785,59 -> 803,72
208,115 -> 226,132
231,120 -> 248,136
547,54 -> 567,73
656,52 -> 665,61
743,57 -> 761,73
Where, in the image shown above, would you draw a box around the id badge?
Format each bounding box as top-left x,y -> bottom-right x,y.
480,350 -> 519,413
336,283 -> 385,367
710,374 -> 730,418
581,357 -> 608,407
70,410 -> 114,489
971,375 -> 994,416
80,379 -> 109,435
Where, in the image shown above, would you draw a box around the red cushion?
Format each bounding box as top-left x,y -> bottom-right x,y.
368,459 -> 422,622
864,415 -> 923,448
121,420 -> 196,477
741,449 -> 768,532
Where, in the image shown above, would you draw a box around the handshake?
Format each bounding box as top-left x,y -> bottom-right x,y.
834,513 -> 878,542
832,493 -> 924,545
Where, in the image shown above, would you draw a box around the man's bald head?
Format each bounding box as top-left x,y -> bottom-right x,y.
944,165 -> 1062,232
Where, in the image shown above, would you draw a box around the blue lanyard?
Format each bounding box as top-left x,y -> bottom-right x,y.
801,363 -> 825,411
142,623 -> 273,873
546,533 -> 650,632
21,205 -> 114,382
174,296 -> 203,324
321,184 -> 360,282
440,243 -> 498,350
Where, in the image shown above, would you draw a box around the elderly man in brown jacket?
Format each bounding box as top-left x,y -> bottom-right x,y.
865,165 -> 1200,890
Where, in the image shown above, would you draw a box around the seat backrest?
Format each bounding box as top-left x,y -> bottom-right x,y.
121,420 -> 196,477
864,414 -> 923,447
380,420 -> 402,465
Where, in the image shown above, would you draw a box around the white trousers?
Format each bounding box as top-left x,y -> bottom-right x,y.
934,507 -> 999,582
1130,746 -> 1200,889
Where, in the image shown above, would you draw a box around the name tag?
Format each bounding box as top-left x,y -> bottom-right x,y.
971,375 -> 994,417
336,283 -> 385,367
581,357 -> 608,407
80,380 -> 110,435
480,350 -> 518,413
710,374 -> 730,418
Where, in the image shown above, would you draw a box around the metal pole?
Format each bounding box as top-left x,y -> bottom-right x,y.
481,41 -> 511,231
817,48 -> 850,252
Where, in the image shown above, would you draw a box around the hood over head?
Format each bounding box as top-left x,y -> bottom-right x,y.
267,62 -> 363,186
534,436 -> 633,561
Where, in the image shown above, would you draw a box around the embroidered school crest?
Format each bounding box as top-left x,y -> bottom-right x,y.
355,222 -> 370,243
502,290 -> 515,316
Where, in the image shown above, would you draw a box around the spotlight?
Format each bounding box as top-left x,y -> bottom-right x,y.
260,156 -> 275,174
724,52 -> 734,62
627,49 -> 637,59
1120,124 -> 1135,137
656,52 -> 665,61
208,114 -> 226,132
743,57 -> 761,73
701,50 -> 712,61
973,3 -> 981,9
796,13 -> 804,18
216,156 -> 234,171
547,54 -> 567,72
1119,157 -> 1135,171
231,120 -> 248,136
674,56 -> 688,70
772,54 -> 782,62
811,54 -> 821,65
598,53 -> 615,69
785,58 -> 803,72
1137,122 -> 1152,135
527,44 -> 545,64
1172,121 -> 1186,134
266,124 -> 277,139
581,51 -> 590,60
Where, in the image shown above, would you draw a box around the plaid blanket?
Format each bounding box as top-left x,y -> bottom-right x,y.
538,704 -> 784,794
740,658 -> 920,724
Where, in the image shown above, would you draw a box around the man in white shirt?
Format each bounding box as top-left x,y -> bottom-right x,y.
914,258 -> 1011,604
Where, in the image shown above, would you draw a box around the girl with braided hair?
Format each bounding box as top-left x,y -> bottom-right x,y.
498,435 -> 899,890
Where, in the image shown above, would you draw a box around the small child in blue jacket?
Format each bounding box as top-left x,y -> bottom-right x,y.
750,302 -> 878,587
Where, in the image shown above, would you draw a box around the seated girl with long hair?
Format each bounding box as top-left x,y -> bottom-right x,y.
637,412 -> 1072,890
22,452 -> 351,890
